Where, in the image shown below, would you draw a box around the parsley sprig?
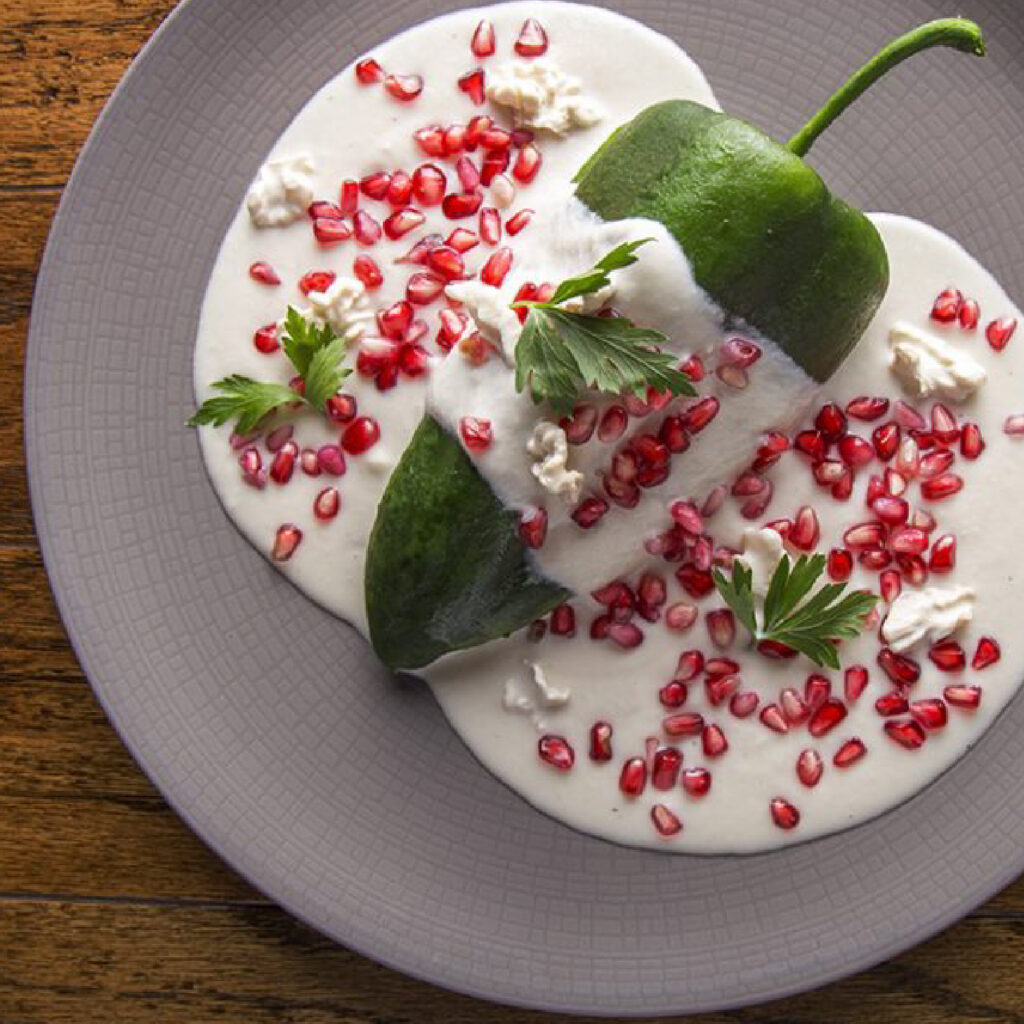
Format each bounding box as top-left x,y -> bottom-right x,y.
713,553 -> 878,670
188,307 -> 350,433
512,241 -> 696,415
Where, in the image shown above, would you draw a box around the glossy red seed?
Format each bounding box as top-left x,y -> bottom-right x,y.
584,720 -> 613,762
253,323 -> 279,354
271,524 -> 302,561
701,724 -> 728,758
355,58 -> 384,84
957,297 -> 980,329
682,396 -> 720,433
845,665 -> 869,702
789,506 -> 821,551
313,487 -> 340,521
458,68 -> 486,105
808,699 -> 847,738
972,636 -> 1001,670
652,747 -> 683,790
663,712 -> 704,738
316,444 -> 346,477
353,210 -> 382,245
920,473 -> 963,501
383,207 -> 425,240
959,422 -> 985,459
673,650 -> 704,682
875,691 -> 909,717
298,270 -> 335,295
459,416 -> 492,452
729,691 -> 759,719
512,144 -> 542,184
659,680 -> 688,708
651,804 -> 682,837
514,17 -> 549,56
481,246 -> 513,287
442,190 -> 484,219
384,73 -> 423,101
681,767 -> 711,797
838,434 -> 874,467
571,496 -> 608,529
910,698 -> 948,730
846,395 -> 889,421
885,719 -> 926,749
930,288 -> 962,323
944,685 -> 982,708
796,749 -> 823,787
515,505 -> 547,549
705,675 -> 740,707
538,734 -> 574,771
880,569 -> 902,603
889,526 -> 929,556
834,738 -> 867,768
877,648 -> 921,686
928,534 -> 956,574
759,704 -> 789,734
341,417 -> 380,455
770,798 -> 800,830
676,565 -> 714,599
804,674 -> 831,710
470,18 -> 496,57
871,422 -> 900,461
826,547 -> 853,582
596,404 -> 627,443
506,209 -> 533,236
815,402 -> 847,441
413,125 -> 446,157
986,316 -> 1017,350
619,757 -> 647,795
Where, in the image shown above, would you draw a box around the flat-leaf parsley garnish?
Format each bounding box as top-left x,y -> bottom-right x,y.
512,240 -> 696,416
188,306 -> 350,433
713,553 -> 878,670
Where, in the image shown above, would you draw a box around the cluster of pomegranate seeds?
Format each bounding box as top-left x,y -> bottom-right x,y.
930,286 -> 1017,351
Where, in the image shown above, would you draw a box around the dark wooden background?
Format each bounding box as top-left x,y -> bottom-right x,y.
3,2 -> 1024,1021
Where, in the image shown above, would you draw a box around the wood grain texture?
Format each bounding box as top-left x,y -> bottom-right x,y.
3,2 -> 1024,1022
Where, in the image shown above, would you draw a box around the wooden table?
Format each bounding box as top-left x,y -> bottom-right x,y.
3,2 -> 1024,1021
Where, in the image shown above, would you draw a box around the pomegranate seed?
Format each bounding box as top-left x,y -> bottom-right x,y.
399,340 -> 430,377
588,721 -> 613,761
834,738 -> 867,767
871,422 -> 899,462
556,403 -> 595,445
442,190 -> 484,219
445,123 -> 468,155
359,171 -> 391,201
679,353 -> 705,382
651,804 -> 682,837
893,402 -> 926,432
337,179 -> 358,215
880,569 -> 902,603
663,712 -> 704,738
268,446 -> 295,484
681,767 -> 711,797
959,422 -> 985,459
945,685 -> 982,708
987,316 -> 1017,350
571,496 -> 608,529
836,434 -> 873,468
253,323 -> 279,354
926,638 -> 965,673
451,156 -> 479,193
478,206 -> 502,246
347,255 -> 382,291
480,126 -> 512,150
789,506 -> 820,551
413,125 -> 446,157
459,416 -> 492,453
920,473 -> 963,501
682,396 -> 720,433
383,207 -> 425,240
443,228 -> 478,254
973,636 -> 1001,669
480,247 -> 513,287
651,747 -> 683,790
732,470 -> 765,497
884,719 -> 927,750
546,604 -> 574,639
384,171 -> 412,207
796,749 -> 823,787
807,699 -> 847,738
607,621 -> 643,648
931,287 -> 963,323
271,524 -> 302,561
814,402 -> 847,441
1004,414 -> 1024,436
725,691 -> 757,719
249,260 -> 281,286
589,615 -> 610,640
793,429 -> 826,461
701,484 -> 728,519
759,704 -> 789,734
875,691 -> 908,717
701,724 -> 728,758
315,444 -> 346,477
377,301 -> 414,341
842,665 -> 868,702
458,68 -> 486,105
812,459 -> 845,486
506,209 -> 533,236
673,650 -> 704,682
480,149 -> 510,185
355,57 -> 384,84
676,565 -> 714,599
778,688 -> 808,726
341,417 -> 380,455
665,602 -> 698,631
717,336 -> 761,368
512,144 -> 542,184
956,297 -> 980,329
514,18 -> 548,56
516,505 -> 547,549
758,638 -> 798,660
885,467 -> 909,497
823,548 -> 853,582
928,404 -> 959,446
705,675 -> 740,707
384,73 -> 423,101
326,391 -> 356,424
470,19 -> 496,57
405,272 -> 446,306
298,270 -> 335,295
706,609 -> 735,649
846,395 -> 889,421
619,757 -> 647,796
636,572 -> 667,618
597,405 -> 628,442
669,501 -> 703,536
804,674 -> 831,711
659,680 -> 688,708
877,648 -> 921,686
704,657 -> 739,678
312,486 -> 340,521
770,798 -> 800,830
871,495 -> 909,526
926,534 -> 956,574
889,526 -> 929,556
843,522 -> 885,549
353,210 -> 382,245
895,436 -> 920,479
538,734 -> 574,771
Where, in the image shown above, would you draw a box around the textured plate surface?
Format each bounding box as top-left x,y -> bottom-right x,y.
24,0 -> 1024,1015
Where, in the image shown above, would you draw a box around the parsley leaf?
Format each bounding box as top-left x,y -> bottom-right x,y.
713,553 -> 877,670
189,307 -> 351,433
186,376 -> 299,435
512,241 -> 695,416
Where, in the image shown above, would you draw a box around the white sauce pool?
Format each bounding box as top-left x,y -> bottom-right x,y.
194,1 -> 1024,853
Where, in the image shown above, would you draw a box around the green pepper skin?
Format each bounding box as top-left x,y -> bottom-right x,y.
365,415 -> 569,670
574,100 -> 889,381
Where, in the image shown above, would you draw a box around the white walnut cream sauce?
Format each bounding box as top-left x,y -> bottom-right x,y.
194,1 -> 1024,853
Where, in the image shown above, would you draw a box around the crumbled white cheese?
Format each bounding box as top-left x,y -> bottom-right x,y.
526,422 -> 584,504
306,276 -> 374,343
502,678 -> 535,714
888,321 -> 986,402
245,154 -> 316,228
562,284 -> 615,315
528,662 -> 571,708
486,59 -> 603,135
881,585 -> 976,652
735,527 -> 785,597
445,280 -> 522,364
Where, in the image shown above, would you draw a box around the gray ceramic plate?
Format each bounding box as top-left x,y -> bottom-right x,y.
24,0 -> 1024,1015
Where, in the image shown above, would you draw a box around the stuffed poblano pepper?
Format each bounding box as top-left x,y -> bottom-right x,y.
366,18 -> 985,671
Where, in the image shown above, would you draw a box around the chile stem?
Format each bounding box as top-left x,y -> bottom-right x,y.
787,18 -> 985,158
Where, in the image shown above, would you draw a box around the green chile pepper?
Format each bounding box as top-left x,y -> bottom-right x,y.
365,18 -> 985,671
